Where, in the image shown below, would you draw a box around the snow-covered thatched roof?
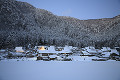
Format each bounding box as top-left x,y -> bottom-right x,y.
37,46 -> 72,54
101,47 -> 111,52
15,47 -> 24,52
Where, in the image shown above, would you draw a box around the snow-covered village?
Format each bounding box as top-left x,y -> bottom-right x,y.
1,0 -> 120,80
0,45 -> 120,61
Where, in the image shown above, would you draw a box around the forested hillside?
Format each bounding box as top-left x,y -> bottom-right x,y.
0,0 -> 120,48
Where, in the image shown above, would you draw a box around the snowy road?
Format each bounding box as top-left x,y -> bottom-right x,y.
0,61 -> 120,80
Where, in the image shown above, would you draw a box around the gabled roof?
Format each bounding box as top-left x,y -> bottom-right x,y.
87,49 -> 97,53
101,47 -> 111,52
37,46 -> 72,54
15,47 -> 24,52
110,49 -> 119,55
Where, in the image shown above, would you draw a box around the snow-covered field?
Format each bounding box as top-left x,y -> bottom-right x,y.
0,61 -> 120,80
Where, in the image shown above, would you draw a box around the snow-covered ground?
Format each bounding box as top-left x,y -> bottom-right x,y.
0,61 -> 120,80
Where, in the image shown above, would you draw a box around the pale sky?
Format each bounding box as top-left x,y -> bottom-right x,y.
17,0 -> 120,20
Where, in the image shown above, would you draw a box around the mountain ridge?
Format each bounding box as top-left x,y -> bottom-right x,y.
0,0 -> 120,48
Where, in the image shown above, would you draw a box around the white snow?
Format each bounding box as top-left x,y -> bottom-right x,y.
49,55 -> 57,58
15,47 -> 24,52
0,49 -> 6,52
82,51 -> 89,55
87,49 -> 97,54
101,47 -> 111,52
102,52 -> 111,57
96,49 -> 103,53
110,49 -> 119,55
56,56 -> 64,61
68,56 -> 100,61
85,46 -> 95,50
14,52 -> 25,55
37,46 -> 72,54
0,61 -> 120,80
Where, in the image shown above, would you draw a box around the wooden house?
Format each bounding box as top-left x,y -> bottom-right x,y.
36,46 -> 73,60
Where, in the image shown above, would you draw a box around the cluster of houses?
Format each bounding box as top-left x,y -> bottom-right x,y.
0,45 -> 120,61
80,46 -> 120,61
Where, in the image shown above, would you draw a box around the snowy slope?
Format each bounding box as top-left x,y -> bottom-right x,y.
0,61 -> 120,80
1,0 -> 120,48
